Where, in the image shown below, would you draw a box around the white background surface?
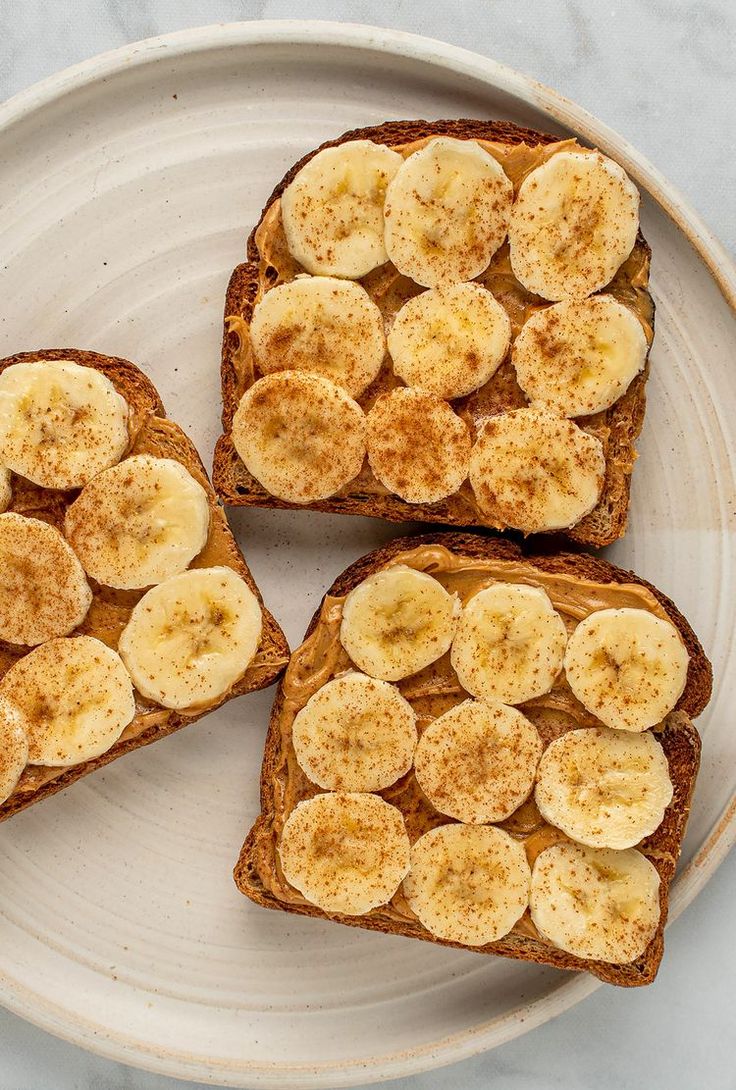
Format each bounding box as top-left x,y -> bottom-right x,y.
0,3 -> 734,1089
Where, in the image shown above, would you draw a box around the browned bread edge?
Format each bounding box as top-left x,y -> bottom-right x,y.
0,348 -> 290,821
214,118 -> 652,549
234,531 -> 712,987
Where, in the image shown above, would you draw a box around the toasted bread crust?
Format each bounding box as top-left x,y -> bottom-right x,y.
0,348 -> 289,821
234,531 -> 712,987
214,118 -> 653,549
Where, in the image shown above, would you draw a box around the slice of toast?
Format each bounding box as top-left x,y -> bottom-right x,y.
235,531 -> 712,987
213,119 -> 654,548
0,348 -> 289,821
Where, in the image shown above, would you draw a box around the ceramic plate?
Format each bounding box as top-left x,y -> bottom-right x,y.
0,21 -> 734,1089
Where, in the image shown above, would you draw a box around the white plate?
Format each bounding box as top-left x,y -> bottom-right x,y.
0,20 -> 734,1090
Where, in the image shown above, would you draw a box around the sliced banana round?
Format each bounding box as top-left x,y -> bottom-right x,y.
0,359 -> 129,489
388,283 -> 511,399
451,582 -> 567,704
509,150 -> 640,301
0,512 -> 92,646
64,454 -> 210,590
530,842 -> 660,963
366,387 -> 471,504
292,672 -> 417,792
278,791 -> 411,916
250,277 -> 386,398
0,636 -> 135,767
0,696 -> 30,804
232,371 -> 366,504
415,699 -> 542,823
384,137 -> 513,288
513,296 -> 648,417
340,565 -> 460,681
535,726 -> 673,850
403,823 -> 531,946
280,140 -> 403,278
0,467 -> 11,512
468,407 -> 605,533
118,566 -> 262,710
564,608 -> 689,732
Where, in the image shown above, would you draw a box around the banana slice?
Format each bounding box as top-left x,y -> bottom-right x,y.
468,407 -> 605,533
530,842 -> 660,963
292,671 -> 417,792
0,359 -> 129,489
384,137 -> 513,288
414,699 -> 542,823
64,454 -> 210,590
451,582 -> 567,704
0,467 -> 11,511
118,566 -> 262,710
250,276 -> 386,398
403,823 -> 531,945
509,150 -> 640,301
280,140 -> 403,278
512,296 -> 648,417
0,512 -> 92,646
366,388 -> 471,504
278,791 -> 411,916
535,726 -> 673,850
0,636 -> 135,767
232,371 -> 366,504
387,283 -> 511,399
340,565 -> 460,681
564,608 -> 689,732
0,696 -> 30,804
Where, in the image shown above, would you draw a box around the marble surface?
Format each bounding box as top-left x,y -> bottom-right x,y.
0,2 -> 734,1089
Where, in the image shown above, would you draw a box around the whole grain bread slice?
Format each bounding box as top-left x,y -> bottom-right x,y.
234,531 -> 712,987
0,348 -> 289,821
213,119 -> 653,549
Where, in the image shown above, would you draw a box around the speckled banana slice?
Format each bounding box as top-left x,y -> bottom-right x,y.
535,726 -> 673,850
340,564 -> 460,681
512,295 -> 648,417
509,150 -> 640,301
0,468 -> 11,512
530,842 -> 660,963
387,283 -> 511,399
278,791 -> 411,916
250,276 -> 386,397
451,582 -> 567,704
0,359 -> 129,489
64,454 -> 210,590
384,137 -> 513,288
564,608 -> 689,732
366,387 -> 471,504
0,636 -> 135,767
468,407 -> 605,533
0,512 -> 92,646
292,671 -> 417,792
403,823 -> 531,946
414,699 -> 542,824
118,566 -> 262,710
232,371 -> 366,504
280,140 -> 403,278
0,696 -> 30,804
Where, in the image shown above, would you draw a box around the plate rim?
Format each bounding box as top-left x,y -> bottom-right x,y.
0,18 -> 733,1088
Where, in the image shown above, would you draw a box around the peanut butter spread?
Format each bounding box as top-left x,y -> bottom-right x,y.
2,411 -> 277,808
254,543 -> 671,942
226,137 -> 654,532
